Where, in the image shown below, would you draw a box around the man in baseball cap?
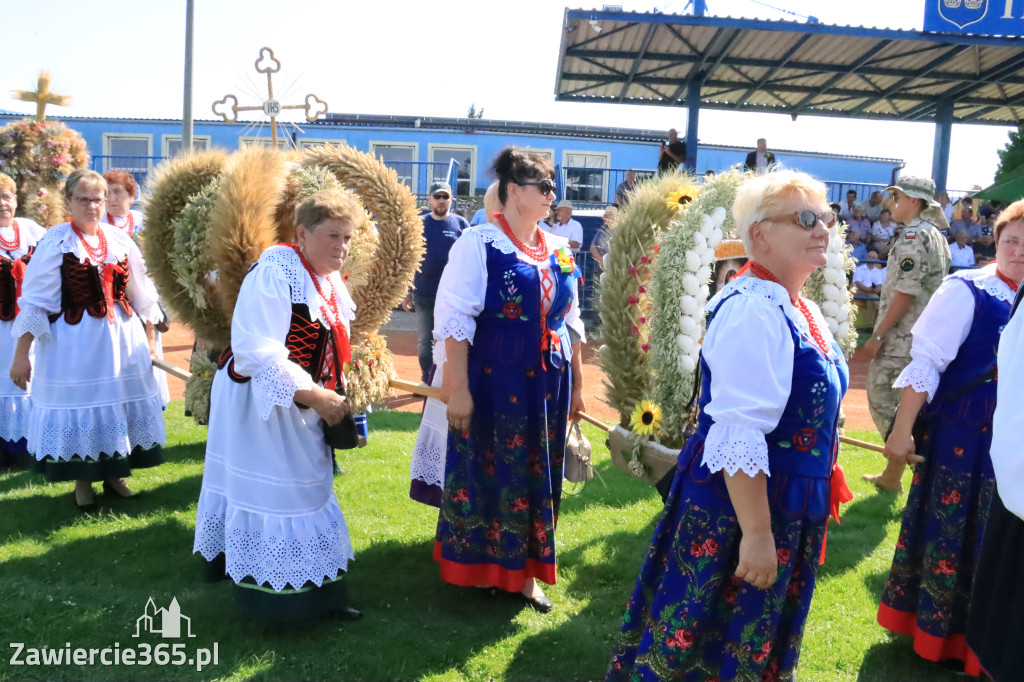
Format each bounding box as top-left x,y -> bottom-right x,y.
543,199 -> 583,253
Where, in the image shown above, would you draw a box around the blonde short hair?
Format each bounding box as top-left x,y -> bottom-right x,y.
0,174 -> 16,196
64,169 -> 107,201
733,170 -> 828,252
296,188 -> 365,232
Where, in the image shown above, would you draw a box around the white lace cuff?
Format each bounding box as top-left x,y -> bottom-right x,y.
893,357 -> 940,402
702,424 -> 771,477
11,304 -> 52,341
433,312 -> 476,365
250,359 -> 314,421
134,300 -> 164,326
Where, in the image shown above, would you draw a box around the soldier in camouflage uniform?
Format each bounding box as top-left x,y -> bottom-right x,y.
862,175 -> 952,492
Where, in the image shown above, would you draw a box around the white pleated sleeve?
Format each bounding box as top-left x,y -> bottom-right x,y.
992,303 -> 1024,520
701,291 -> 794,477
11,232 -> 62,341
229,261 -> 314,420
125,239 -> 164,324
893,276 -> 974,402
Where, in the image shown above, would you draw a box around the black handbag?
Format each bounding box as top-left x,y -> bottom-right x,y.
320,335 -> 362,451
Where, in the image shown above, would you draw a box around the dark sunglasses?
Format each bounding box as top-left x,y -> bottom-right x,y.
764,209 -> 836,230
517,179 -> 557,195
432,193 -> 451,200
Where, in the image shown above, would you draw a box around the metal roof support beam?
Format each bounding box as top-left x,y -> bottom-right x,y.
617,23 -> 659,103
932,99 -> 954,192
686,72 -> 705,171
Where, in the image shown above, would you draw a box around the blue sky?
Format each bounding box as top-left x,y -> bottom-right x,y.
4,0 -> 1014,190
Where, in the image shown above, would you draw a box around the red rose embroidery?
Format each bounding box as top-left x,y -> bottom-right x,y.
452,488 -> 469,503
752,652 -> 767,663
503,301 -> 522,319
666,629 -> 694,649
512,497 -> 529,512
723,585 -> 738,604
896,537 -> 906,550
934,559 -> 956,575
954,446 -> 965,456
792,428 -> 818,452
702,538 -> 718,556
690,542 -> 704,557
950,490 -> 961,503
776,548 -> 791,564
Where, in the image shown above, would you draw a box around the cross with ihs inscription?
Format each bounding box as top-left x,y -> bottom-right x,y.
212,47 -> 328,147
11,71 -> 71,122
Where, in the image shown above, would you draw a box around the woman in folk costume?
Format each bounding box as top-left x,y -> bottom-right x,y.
966,246 -> 1024,682
9,169 -> 165,509
410,181 -> 501,507
878,199 -> 1024,676
193,189 -> 361,621
0,173 -> 46,468
102,170 -> 169,407
432,147 -> 585,613
607,171 -> 850,681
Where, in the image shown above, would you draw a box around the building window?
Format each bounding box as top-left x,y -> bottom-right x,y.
428,144 -> 475,196
525,148 -> 555,163
162,135 -> 211,158
296,138 -> 341,150
101,134 -> 153,185
562,151 -> 610,204
370,142 -> 418,191
239,136 -> 291,150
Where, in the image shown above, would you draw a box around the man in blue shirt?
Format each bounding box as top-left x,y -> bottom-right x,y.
403,181 -> 468,382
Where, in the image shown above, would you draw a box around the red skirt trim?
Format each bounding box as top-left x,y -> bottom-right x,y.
877,602 -> 983,676
433,541 -> 557,593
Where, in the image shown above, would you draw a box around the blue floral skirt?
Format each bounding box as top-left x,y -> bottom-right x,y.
607,438 -> 826,682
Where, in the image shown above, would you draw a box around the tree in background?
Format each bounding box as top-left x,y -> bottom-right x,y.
995,125 -> 1024,182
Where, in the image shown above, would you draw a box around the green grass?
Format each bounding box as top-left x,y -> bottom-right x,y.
0,406 -> 962,681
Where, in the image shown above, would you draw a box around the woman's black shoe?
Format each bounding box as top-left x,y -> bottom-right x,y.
520,593 -> 553,613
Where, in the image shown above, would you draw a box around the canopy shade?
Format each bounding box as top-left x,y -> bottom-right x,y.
974,164 -> 1024,202
555,10 -> 1024,126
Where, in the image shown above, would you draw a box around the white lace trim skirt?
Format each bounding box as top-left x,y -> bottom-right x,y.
0,395 -> 32,444
409,365 -> 447,505
193,488 -> 354,592
27,395 -> 166,460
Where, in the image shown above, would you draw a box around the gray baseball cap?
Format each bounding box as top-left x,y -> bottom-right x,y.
556,199 -> 574,209
429,181 -> 452,196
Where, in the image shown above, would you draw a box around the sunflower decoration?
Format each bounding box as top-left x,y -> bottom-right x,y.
630,400 -> 663,437
666,186 -> 699,212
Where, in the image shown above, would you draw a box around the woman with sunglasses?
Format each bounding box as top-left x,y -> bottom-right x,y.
608,171 -> 849,681
9,169 -> 165,510
428,147 -> 585,613
876,199 -> 1024,676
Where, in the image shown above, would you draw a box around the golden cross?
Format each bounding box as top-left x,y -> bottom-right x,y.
11,71 -> 71,122
211,47 -> 328,147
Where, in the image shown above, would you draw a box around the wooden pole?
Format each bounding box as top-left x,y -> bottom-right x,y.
151,357 -> 192,382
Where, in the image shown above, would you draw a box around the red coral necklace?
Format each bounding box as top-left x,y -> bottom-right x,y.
996,267 -> 1020,294
71,221 -> 108,264
290,245 -> 352,372
0,220 -> 19,252
748,262 -> 831,354
494,213 -> 548,260
107,212 -> 133,237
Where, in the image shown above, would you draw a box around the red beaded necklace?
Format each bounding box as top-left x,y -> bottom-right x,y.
494,213 -> 548,261
291,245 -> 343,327
0,220 -> 19,252
748,262 -> 832,354
71,221 -> 108,264
107,212 -> 133,237
996,267 -> 1021,294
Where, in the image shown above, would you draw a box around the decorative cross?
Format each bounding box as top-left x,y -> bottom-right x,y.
11,71 -> 71,122
212,47 -> 328,147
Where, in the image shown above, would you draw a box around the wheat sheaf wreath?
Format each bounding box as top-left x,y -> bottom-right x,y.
144,143 -> 423,417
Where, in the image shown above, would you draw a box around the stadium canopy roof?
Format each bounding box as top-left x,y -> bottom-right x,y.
554,8 -> 1024,188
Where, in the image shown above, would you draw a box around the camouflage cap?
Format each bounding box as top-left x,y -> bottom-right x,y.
884,175 -> 940,209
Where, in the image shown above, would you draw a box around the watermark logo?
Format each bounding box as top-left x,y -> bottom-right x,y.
9,597 -> 217,672
133,597 -> 195,638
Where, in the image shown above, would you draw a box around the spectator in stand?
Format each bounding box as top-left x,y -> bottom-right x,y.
402,181 -> 469,382
538,205 -> 556,231
854,249 -> 886,293
657,129 -> 687,173
843,227 -> 868,261
839,189 -> 860,224
950,229 -> 977,268
742,137 -> 775,174
847,228 -> 868,263
863,190 -> 886,222
590,206 -> 617,270
544,199 -> 583,254
936,190 -> 954,224
950,207 -> 982,245
871,208 -> 898,257
614,170 -> 637,206
975,214 -> 997,262
848,205 -> 872,243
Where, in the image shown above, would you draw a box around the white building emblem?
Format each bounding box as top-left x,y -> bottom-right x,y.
937,0 -> 989,29
133,597 -> 196,638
